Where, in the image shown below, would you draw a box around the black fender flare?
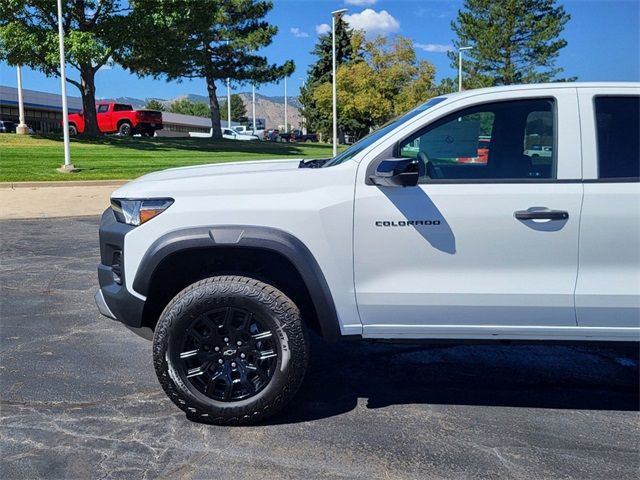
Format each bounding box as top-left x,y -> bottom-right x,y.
132,225 -> 341,340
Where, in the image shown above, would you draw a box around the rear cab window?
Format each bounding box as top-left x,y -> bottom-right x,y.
594,96 -> 640,180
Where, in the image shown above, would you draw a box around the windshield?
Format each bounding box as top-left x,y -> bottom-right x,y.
323,97 -> 447,167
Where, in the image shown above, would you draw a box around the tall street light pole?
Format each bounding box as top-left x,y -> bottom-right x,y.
15,65 -> 28,135
331,8 -> 347,157
298,77 -> 306,134
252,84 -> 257,132
458,46 -> 473,92
226,78 -> 232,129
56,0 -> 74,172
284,76 -> 288,133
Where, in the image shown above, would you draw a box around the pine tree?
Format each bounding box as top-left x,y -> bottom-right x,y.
144,99 -> 165,111
220,94 -> 248,123
299,18 -> 355,136
121,0 -> 293,139
449,0 -> 573,88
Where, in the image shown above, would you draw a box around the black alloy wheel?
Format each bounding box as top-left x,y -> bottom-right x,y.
177,306 -> 278,402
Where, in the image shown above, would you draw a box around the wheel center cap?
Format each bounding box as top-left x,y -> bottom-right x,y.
223,348 -> 237,357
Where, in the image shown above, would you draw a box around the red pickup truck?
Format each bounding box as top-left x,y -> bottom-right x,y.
68,102 -> 163,136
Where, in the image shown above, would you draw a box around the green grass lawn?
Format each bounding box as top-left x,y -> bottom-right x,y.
0,135 -> 340,182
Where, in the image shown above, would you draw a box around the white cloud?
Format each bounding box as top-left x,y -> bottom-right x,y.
414,42 -> 453,53
345,0 -> 377,5
315,23 -> 331,35
343,9 -> 400,36
290,27 -> 309,38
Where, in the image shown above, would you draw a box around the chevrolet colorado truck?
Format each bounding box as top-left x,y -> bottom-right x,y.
96,83 -> 639,425
68,102 -> 163,136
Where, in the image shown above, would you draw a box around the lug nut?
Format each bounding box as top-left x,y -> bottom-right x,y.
231,362 -> 237,368
218,359 -> 224,364
214,346 -> 220,352
240,353 -> 246,359
236,341 -> 242,346
224,337 -> 229,343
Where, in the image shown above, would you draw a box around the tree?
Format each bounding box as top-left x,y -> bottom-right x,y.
167,98 -> 210,118
299,17 -> 355,136
220,94 -> 248,123
144,99 -> 165,111
120,0 -> 293,139
310,35 -> 438,140
435,77 -> 458,95
449,0 -> 572,88
0,1 -> 132,135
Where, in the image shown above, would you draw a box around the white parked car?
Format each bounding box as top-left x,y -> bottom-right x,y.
222,128 -> 259,141
525,145 -> 553,158
96,83 -> 639,425
188,128 -> 259,140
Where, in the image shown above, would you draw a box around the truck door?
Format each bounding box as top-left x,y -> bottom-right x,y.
96,104 -> 111,132
576,88 -> 640,329
354,89 -> 583,338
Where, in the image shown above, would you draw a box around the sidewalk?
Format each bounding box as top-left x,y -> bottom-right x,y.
0,180 -> 127,220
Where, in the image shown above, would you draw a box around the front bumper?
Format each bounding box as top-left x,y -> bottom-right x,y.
95,289 -> 116,319
96,207 -> 145,328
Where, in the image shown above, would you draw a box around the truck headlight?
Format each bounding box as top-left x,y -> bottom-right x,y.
111,198 -> 174,226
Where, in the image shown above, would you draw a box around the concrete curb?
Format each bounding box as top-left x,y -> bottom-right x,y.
0,180 -> 129,189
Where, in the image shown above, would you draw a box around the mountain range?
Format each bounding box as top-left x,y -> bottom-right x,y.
98,92 -> 302,129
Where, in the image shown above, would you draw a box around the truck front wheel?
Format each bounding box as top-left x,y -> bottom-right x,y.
68,124 -> 77,136
153,275 -> 309,425
118,122 -> 132,136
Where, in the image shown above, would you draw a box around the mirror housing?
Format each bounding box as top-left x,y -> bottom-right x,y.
370,158 -> 421,187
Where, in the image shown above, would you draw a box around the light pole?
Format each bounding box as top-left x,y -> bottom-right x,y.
56,0 -> 74,172
458,46 -> 472,92
284,76 -> 288,133
331,8 -> 347,157
15,66 -> 28,135
298,77 -> 306,134
226,78 -> 232,129
252,84 -> 257,132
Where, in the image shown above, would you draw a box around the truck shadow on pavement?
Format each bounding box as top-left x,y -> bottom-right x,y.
268,336 -> 639,425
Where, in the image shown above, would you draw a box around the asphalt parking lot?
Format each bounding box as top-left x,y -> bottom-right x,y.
1,216 -> 639,479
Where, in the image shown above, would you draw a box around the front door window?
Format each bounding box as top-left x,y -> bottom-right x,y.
398,99 -> 555,181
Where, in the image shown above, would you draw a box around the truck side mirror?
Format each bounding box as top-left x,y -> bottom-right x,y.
370,158 -> 421,187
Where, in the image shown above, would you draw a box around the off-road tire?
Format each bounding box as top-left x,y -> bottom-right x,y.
153,275 -> 309,425
68,124 -> 78,136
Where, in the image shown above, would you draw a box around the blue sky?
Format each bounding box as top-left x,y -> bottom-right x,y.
1,0 -> 638,100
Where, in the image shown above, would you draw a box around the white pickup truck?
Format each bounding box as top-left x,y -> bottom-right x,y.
96,83 -> 639,425
233,125 -> 265,138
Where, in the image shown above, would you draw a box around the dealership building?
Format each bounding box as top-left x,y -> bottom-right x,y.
0,85 -> 81,134
0,85 -> 238,136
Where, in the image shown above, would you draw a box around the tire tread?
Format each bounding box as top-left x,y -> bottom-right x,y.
152,275 -> 308,425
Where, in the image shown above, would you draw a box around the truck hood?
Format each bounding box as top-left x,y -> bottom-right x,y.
111,158 -> 335,199
130,158 -> 302,183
